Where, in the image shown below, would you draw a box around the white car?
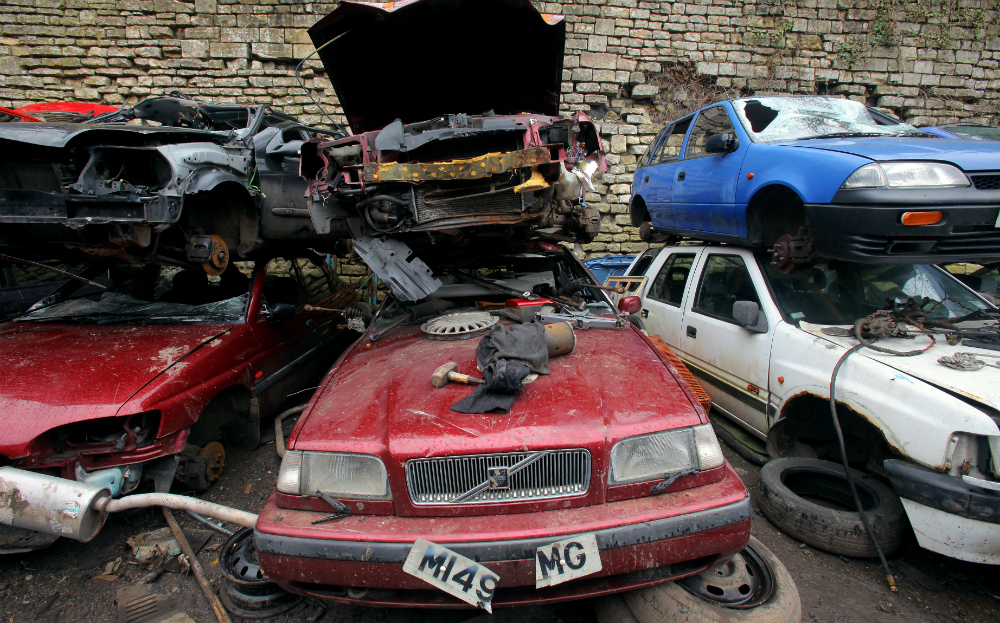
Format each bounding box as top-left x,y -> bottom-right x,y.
626,245 -> 1000,564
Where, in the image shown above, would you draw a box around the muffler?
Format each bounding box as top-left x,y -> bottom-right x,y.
0,466 -> 111,542
0,467 -> 258,543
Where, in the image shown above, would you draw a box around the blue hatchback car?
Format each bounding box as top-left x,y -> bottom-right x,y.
630,95 -> 1000,270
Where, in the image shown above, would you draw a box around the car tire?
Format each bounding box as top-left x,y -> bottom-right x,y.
623,537 -> 801,623
595,595 -> 641,623
758,457 -> 906,558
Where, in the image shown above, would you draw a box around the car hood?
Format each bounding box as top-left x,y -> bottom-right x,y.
0,122 -> 227,148
294,322 -> 704,461
790,137 -> 1000,172
799,322 -> 1000,414
0,323 -> 231,452
307,0 -> 566,134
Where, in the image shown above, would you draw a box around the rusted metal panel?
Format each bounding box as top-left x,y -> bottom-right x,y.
361,146 -> 555,183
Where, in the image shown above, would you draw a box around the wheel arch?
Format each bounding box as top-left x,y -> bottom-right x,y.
181,180 -> 261,258
744,183 -> 807,248
187,384 -> 258,448
629,194 -> 650,227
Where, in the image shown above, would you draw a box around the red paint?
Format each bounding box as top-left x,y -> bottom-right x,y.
257,309 -> 750,604
0,107 -> 41,122
14,102 -> 118,116
0,267 -> 345,479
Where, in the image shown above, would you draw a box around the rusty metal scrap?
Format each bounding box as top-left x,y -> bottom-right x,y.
360,146 -> 556,183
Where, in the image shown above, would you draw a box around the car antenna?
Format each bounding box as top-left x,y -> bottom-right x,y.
294,34 -> 349,138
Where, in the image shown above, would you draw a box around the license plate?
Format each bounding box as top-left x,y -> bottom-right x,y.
535,533 -> 603,588
402,539 -> 500,612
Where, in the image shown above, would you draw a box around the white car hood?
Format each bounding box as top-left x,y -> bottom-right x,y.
800,322 -> 1000,413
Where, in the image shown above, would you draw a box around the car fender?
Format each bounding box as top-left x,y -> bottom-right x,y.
735,143 -> 872,205
768,321 -> 999,470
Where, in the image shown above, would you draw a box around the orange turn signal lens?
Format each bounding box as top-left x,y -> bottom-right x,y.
901,211 -> 942,226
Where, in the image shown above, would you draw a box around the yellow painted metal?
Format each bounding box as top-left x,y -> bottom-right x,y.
514,168 -> 550,193
362,146 -> 553,183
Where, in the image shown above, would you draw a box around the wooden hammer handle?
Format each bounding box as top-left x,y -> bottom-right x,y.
448,371 -> 485,385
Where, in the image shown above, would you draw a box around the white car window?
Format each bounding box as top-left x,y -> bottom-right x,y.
692,255 -> 762,322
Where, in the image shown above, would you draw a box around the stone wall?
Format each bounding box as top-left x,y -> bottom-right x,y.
2,0 -> 999,258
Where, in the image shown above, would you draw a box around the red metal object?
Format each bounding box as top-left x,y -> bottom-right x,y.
0,263 -> 347,485
617,295 -> 642,315
13,102 -> 118,121
0,107 -> 41,122
256,320 -> 751,607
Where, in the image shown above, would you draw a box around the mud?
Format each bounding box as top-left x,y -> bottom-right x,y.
0,437 -> 996,622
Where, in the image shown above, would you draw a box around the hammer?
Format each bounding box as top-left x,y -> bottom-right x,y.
431,362 -> 485,388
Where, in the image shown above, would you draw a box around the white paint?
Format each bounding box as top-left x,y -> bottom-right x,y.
402,539 -> 499,612
901,499 -> 1000,565
535,533 -> 602,588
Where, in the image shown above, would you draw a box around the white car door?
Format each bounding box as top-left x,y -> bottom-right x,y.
678,251 -> 776,436
639,250 -> 701,347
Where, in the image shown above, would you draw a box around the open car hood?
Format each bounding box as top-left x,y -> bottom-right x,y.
308,0 -> 566,134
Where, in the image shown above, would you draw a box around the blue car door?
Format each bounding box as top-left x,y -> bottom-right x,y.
670,105 -> 748,236
635,116 -> 694,230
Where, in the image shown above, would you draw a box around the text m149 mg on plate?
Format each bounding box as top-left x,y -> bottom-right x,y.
535,533 -> 602,588
402,539 -> 500,612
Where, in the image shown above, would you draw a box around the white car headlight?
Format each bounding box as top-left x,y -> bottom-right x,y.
276,450 -> 391,499
609,424 -> 724,485
842,162 -> 970,189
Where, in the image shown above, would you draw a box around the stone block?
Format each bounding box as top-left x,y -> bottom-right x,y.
588,35 -> 608,52
210,42 -> 248,59
610,135 -> 627,153
580,51 -> 617,69
630,84 -> 658,99
251,43 -> 293,61
595,18 -> 615,35
194,0 -> 215,13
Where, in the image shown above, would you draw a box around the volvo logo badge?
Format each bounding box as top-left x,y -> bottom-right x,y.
487,467 -> 510,490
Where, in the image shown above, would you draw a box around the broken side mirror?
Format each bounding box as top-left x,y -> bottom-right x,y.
705,133 -> 738,154
265,303 -> 296,322
733,301 -> 768,333
618,296 -> 642,315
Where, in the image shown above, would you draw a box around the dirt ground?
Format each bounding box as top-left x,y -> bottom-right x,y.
1,423 -> 998,623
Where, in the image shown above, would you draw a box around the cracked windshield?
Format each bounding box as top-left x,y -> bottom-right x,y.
733,96 -> 926,143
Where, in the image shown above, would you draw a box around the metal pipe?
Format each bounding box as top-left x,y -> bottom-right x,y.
105,493 -> 258,528
163,508 -> 233,623
274,405 -> 307,458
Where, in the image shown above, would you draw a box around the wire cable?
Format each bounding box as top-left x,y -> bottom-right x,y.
829,319 -> 897,592
293,35 -> 349,136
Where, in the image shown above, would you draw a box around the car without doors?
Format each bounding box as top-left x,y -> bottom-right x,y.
0,253 -> 358,553
627,244 -> 1000,564
0,93 -> 345,272
630,95 -> 1000,269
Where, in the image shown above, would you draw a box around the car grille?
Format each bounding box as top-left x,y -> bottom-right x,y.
405,449 -> 591,505
413,175 -> 526,223
971,174 -> 1000,191
846,232 -> 1000,256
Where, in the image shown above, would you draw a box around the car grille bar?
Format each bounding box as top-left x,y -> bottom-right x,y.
970,174 -> 1000,191
405,449 -> 591,505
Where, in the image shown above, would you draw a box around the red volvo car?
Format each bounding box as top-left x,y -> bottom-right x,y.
255,243 -> 751,609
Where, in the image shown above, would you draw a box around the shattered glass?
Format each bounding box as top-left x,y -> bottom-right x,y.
19,292 -> 248,324
732,97 -> 925,144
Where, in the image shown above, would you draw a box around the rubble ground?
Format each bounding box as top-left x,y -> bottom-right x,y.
0,427 -> 996,623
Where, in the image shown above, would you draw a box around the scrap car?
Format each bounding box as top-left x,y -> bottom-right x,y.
250,239 -> 792,614
0,93 -> 347,274
630,95 -> 1000,268
0,252 -> 358,553
627,245 -> 1000,564
298,0 -> 605,297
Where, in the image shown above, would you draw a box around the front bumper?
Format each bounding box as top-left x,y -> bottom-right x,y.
0,190 -> 178,225
885,459 -> 1000,564
805,200 -> 1000,263
255,463 -> 750,608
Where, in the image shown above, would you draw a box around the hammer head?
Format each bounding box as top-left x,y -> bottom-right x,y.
431,361 -> 459,388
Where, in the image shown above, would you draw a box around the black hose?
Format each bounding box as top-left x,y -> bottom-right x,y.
357,195 -> 410,207
343,307 -> 373,323
829,320 -> 897,592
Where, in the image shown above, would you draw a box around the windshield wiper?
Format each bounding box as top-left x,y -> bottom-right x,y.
806,132 -> 890,139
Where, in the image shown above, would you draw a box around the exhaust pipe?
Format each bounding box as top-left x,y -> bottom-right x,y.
0,467 -> 257,542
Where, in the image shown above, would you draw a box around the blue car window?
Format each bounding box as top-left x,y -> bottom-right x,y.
650,254 -> 696,307
941,125 -> 1000,141
685,107 -> 736,159
692,255 -> 761,323
642,127 -> 669,166
658,117 -> 692,163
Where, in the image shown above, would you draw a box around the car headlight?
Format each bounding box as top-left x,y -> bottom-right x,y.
841,162 -> 970,189
276,450 -> 391,499
609,424 -> 724,485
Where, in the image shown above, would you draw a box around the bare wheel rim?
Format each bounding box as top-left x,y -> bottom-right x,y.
420,312 -> 498,340
678,543 -> 775,609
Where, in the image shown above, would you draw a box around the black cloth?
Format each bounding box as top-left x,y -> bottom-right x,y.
476,322 -> 550,375
450,360 -> 531,414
